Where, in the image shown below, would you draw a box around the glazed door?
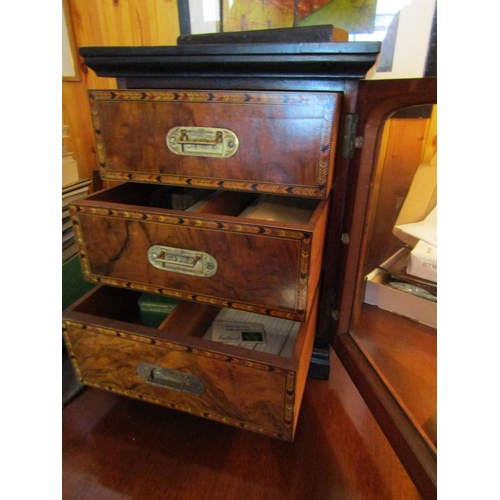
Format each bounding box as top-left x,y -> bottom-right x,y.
329,78 -> 437,499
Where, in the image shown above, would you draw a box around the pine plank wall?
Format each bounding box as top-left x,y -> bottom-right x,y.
62,0 -> 436,201
62,0 -> 181,188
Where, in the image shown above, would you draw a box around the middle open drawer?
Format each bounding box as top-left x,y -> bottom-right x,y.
69,183 -> 330,322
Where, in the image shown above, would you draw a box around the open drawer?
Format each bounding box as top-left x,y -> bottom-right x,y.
62,284 -> 319,441
70,183 -> 330,322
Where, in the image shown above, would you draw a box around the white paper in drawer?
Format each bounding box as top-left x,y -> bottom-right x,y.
204,308 -> 300,357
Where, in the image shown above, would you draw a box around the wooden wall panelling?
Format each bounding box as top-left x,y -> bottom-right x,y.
421,104 -> 437,164
62,0 -> 181,188
363,111 -> 437,273
62,83 -> 100,182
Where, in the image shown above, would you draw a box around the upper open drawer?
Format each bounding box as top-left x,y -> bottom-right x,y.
89,89 -> 340,199
70,184 -> 330,322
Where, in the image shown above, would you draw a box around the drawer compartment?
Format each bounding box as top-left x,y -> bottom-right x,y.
62,284 -> 319,441
70,183 -> 330,322
89,89 -> 340,199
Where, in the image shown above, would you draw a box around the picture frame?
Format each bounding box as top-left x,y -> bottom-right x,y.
62,0 -> 81,82
367,0 -> 436,80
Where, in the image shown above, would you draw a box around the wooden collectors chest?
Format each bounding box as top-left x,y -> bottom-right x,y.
63,40 -> 380,441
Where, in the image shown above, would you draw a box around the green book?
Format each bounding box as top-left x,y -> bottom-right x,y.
138,293 -> 179,327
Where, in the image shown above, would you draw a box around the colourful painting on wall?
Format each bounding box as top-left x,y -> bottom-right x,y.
219,0 -> 376,35
222,0 -> 294,32
298,0 -> 376,34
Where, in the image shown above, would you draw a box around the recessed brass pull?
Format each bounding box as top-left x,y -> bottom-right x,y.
178,129 -> 223,146
148,245 -> 217,277
167,126 -> 239,158
137,363 -> 205,395
154,249 -> 201,268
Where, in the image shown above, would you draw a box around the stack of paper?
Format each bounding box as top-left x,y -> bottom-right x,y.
204,308 -> 300,357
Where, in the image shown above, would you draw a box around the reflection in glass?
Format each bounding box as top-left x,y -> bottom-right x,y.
222,0 -> 294,32
298,0 -> 377,35
351,105 -> 437,447
189,0 -> 221,34
187,0 -> 412,42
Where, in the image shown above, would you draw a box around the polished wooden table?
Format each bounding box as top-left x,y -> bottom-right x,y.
63,349 -> 420,499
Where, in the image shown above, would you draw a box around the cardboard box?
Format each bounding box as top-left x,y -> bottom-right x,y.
364,249 -> 437,329
407,240 -> 437,282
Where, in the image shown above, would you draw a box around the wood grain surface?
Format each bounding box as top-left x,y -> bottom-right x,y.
330,79 -> 438,498
64,324 -> 290,438
62,348 -> 421,500
62,0 -> 181,186
72,187 -> 329,320
63,284 -> 321,440
363,106 -> 437,273
90,90 -> 339,198
353,304 -> 437,447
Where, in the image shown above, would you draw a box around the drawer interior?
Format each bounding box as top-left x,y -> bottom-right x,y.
81,183 -> 321,225
65,282 -> 319,438
70,285 -> 303,359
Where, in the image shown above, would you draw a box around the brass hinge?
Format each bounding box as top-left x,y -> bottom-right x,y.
342,113 -> 362,159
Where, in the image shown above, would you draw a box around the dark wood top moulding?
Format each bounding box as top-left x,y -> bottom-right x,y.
79,42 -> 381,80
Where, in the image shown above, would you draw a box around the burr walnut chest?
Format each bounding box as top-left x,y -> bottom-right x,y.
63,41 -> 380,441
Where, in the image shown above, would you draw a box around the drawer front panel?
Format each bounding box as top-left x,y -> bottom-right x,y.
64,323 -> 294,439
73,208 -> 316,321
90,90 -> 340,198
76,209 -> 312,320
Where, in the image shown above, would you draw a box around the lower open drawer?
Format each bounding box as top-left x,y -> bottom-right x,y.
62,284 -> 318,441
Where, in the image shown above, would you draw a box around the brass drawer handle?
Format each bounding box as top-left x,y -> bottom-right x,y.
178,129 -> 222,146
137,363 -> 205,395
166,126 -> 239,158
148,245 -> 217,277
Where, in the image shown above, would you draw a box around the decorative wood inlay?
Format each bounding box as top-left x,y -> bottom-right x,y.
63,320 -> 292,375
94,277 -> 306,321
69,205 -> 312,321
82,379 -> 292,441
283,371 -> 296,435
62,328 -> 82,381
63,317 -> 297,440
88,89 -> 338,199
71,205 -> 309,240
102,173 -> 328,198
90,89 -> 330,105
